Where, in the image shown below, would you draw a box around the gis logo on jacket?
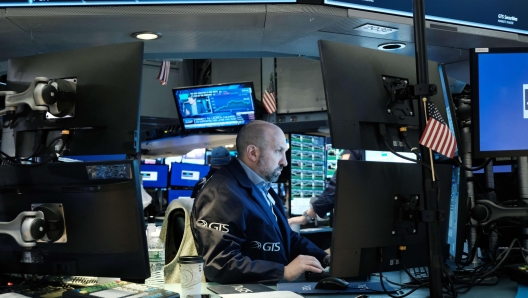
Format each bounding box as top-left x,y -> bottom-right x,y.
196,219 -> 229,233
249,241 -> 281,252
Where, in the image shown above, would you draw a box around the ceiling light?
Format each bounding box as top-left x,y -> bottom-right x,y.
378,43 -> 406,50
355,24 -> 398,35
132,32 -> 162,40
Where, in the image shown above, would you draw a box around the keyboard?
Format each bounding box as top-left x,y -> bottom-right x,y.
401,266 -> 429,284
65,277 -> 98,287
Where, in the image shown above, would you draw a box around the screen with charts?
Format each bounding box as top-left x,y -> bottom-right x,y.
323,0 -> 528,35
173,82 -> 256,132
289,133 -> 326,216
326,144 -> 347,178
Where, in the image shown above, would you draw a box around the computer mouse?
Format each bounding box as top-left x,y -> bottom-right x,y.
314,276 -> 350,290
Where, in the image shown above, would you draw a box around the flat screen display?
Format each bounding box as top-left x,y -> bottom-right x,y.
0,0 -> 294,7
170,162 -> 210,187
470,47 -> 528,158
289,133 -> 326,216
323,0 -> 528,35
173,82 -> 256,132
140,164 -> 169,188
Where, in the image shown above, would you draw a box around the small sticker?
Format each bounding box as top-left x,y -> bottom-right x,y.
475,48 -> 489,53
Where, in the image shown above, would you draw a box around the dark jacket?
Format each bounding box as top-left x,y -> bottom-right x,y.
191,168 -> 217,198
191,159 -> 327,283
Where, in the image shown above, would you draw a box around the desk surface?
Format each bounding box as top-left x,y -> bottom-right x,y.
164,278 -> 521,297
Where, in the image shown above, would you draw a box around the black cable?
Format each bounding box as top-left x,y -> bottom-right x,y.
0,137 -> 68,167
397,249 -> 429,286
454,157 -> 492,172
382,138 -> 439,181
378,248 -> 428,298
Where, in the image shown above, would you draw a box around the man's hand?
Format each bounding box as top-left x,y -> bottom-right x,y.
288,216 -> 308,225
283,255 -> 324,281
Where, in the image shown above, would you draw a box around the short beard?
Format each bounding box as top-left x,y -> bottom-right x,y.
257,156 -> 282,182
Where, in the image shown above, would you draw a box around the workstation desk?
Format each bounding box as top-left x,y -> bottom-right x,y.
163,277 -> 522,298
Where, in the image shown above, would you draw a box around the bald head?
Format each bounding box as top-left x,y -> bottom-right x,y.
236,120 -> 279,158
236,120 -> 288,182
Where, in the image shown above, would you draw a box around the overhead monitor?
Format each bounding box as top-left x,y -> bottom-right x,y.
318,40 -> 448,152
0,160 -> 149,280
173,82 -> 256,133
0,0 -> 294,7
288,133 -> 326,217
322,0 -> 528,36
470,47 -> 528,158
140,164 -> 169,188
170,163 -> 210,187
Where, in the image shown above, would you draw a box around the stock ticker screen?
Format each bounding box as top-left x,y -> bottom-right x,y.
174,82 -> 256,132
0,0 -> 293,6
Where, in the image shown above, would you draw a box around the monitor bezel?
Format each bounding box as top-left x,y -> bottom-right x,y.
470,47 -> 528,158
172,81 -> 257,134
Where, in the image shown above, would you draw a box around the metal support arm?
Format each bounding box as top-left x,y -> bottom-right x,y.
0,211 -> 47,247
471,200 -> 528,226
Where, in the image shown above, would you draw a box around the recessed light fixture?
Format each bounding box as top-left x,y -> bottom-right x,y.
378,43 -> 406,50
132,32 -> 162,40
355,24 -> 398,35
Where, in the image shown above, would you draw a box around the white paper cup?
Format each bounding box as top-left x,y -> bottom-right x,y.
290,223 -> 301,233
178,255 -> 204,297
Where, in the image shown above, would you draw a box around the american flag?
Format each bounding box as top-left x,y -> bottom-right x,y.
263,74 -> 277,114
157,60 -> 170,85
419,102 -> 457,159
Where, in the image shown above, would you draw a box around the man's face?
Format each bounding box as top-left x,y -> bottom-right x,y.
188,97 -> 196,105
256,127 -> 288,183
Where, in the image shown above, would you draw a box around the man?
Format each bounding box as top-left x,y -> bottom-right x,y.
191,146 -> 231,198
288,150 -> 362,225
191,120 -> 328,283
182,96 -> 206,116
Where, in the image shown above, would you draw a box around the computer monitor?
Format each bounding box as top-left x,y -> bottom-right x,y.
470,47 -> 528,158
173,82 -> 256,133
4,42 -> 143,157
140,164 -> 169,188
170,163 -> 210,187
168,190 -> 193,204
364,150 -> 417,163
0,160 -> 149,280
326,144 -> 346,179
330,160 -> 452,279
288,133 -> 326,217
318,40 -> 449,152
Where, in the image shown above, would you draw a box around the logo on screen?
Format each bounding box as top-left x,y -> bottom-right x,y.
181,170 -> 199,181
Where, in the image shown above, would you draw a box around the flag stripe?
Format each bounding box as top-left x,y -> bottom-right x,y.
419,116 -> 456,159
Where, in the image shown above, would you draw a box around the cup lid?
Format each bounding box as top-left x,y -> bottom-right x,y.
178,255 -> 204,264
